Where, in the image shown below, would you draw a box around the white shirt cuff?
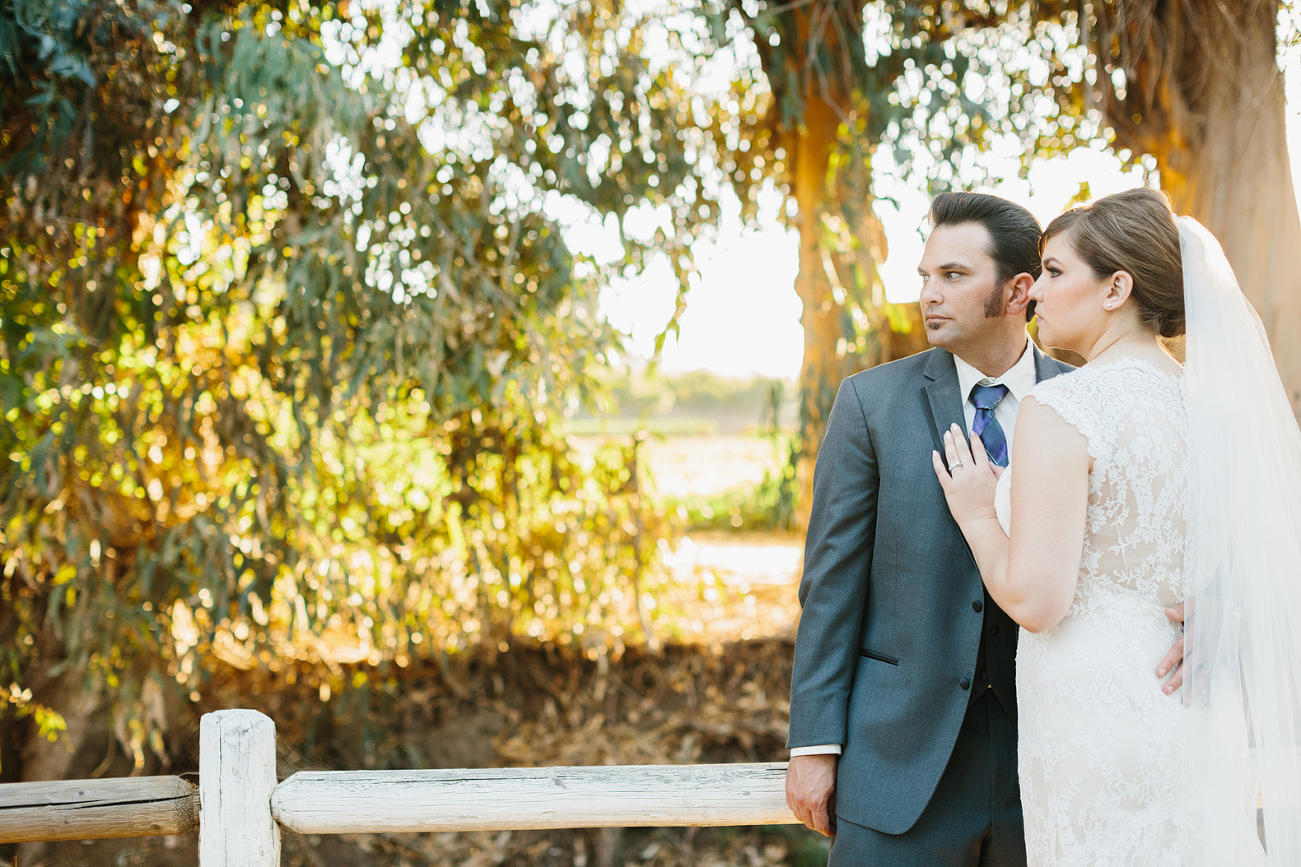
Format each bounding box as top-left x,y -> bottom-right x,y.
789,744 -> 842,757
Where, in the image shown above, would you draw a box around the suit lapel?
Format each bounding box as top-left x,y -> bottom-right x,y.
922,349 -> 980,570
922,349 -> 966,454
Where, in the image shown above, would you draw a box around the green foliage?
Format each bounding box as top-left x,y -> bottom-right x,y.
0,0 -> 729,764
692,1 -> 1053,200
0,684 -> 66,747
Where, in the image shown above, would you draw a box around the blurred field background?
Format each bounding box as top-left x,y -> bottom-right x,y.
5,1 -> 1301,865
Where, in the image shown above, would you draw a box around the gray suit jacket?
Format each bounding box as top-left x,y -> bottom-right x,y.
787,345 -> 1073,835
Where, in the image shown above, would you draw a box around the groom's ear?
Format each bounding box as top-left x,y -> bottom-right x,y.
1006,272 -> 1035,316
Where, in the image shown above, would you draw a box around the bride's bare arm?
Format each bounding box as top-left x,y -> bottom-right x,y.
931,396 -> 1089,632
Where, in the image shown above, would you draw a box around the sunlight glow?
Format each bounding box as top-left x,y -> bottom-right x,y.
587,44 -> 1301,382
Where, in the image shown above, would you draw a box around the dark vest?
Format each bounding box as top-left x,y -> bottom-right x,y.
971,587 -> 1018,716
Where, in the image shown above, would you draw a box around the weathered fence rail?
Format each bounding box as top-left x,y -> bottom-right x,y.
272,763 -> 795,834
1,709 -> 799,864
0,776 -> 197,843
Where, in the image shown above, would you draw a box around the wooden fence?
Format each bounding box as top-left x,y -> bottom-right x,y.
0,709 -> 799,865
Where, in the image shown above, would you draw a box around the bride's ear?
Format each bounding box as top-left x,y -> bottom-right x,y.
1102,271 -> 1134,312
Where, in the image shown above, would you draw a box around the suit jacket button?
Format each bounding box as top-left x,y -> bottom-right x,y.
959,678 -> 971,691
972,600 -> 983,613
989,624 -> 1000,636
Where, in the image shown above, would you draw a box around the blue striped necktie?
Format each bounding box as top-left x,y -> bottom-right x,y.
970,383 -> 1010,467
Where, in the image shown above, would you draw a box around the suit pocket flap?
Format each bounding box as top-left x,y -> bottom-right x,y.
858,648 -> 899,665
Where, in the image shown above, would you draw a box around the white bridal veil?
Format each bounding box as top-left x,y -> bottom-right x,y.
1180,216 -> 1301,864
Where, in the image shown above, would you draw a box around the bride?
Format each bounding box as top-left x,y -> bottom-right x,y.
931,188 -> 1301,864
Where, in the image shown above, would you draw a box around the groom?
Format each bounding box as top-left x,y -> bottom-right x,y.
784,192 -> 1067,865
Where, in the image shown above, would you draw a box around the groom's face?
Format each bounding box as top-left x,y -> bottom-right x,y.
917,222 -> 1009,352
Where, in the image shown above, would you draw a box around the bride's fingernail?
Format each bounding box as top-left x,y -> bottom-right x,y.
1157,668 -> 1167,676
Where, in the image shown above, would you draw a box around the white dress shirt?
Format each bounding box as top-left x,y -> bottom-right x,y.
790,339 -> 1037,759
952,338 -> 1037,451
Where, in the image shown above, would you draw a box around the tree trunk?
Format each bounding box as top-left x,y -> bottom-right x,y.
1105,0 -> 1301,415
787,132 -> 930,525
789,96 -> 860,531
744,3 -> 932,529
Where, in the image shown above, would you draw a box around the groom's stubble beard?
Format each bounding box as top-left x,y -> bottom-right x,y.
983,277 -> 1006,318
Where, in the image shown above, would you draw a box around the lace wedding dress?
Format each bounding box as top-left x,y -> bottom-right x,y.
993,357 -> 1196,865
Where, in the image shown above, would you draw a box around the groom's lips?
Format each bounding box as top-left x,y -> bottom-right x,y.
924,314 -> 949,326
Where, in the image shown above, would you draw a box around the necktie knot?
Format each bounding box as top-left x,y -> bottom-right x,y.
970,383 -> 1009,411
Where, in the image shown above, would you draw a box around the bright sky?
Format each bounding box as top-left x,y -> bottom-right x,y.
581,45 -> 1301,380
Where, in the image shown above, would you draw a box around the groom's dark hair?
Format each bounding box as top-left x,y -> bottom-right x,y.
929,192 -> 1042,321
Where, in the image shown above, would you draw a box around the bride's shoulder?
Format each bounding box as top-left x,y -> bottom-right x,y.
1029,357 -> 1183,427
1029,363 -> 1098,400
1024,366 -> 1113,440
1036,356 -> 1177,392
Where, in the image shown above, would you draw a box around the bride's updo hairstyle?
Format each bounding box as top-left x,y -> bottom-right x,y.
1040,188 -> 1185,338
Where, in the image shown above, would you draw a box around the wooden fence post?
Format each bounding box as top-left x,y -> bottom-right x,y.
200,710 -> 279,867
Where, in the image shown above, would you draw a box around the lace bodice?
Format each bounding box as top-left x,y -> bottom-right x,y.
996,357 -> 1196,865
994,356 -> 1191,612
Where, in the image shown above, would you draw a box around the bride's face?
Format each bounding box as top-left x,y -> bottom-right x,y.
1030,232 -> 1112,353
